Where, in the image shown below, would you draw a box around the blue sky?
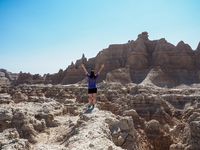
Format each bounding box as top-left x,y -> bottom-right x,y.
0,0 -> 200,74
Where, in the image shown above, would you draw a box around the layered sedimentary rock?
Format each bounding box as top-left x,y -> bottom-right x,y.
1,83 -> 200,149
15,72 -> 44,85
1,32 -> 200,87
0,69 -> 18,85
0,72 -> 10,85
106,68 -> 132,84
2,32 -> 200,150
8,32 -> 199,87
41,32 -> 200,86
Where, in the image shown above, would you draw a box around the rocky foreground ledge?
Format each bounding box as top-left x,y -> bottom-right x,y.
0,83 -> 200,150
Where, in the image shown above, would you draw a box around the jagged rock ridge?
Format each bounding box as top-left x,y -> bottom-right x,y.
6,32 -> 200,87
1,83 -> 200,149
41,32 -> 200,87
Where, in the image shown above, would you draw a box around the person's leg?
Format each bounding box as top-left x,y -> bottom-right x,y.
92,93 -> 96,106
88,94 -> 93,106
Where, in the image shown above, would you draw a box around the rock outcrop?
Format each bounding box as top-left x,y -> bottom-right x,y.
1,32 -> 200,149
0,128 -> 30,150
145,120 -> 173,150
0,69 -> 18,86
1,82 -> 200,149
106,68 -> 132,84
9,32 -> 199,87
45,32 -> 199,86
0,71 -> 10,85
15,72 -> 44,85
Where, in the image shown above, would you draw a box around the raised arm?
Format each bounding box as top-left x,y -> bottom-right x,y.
97,64 -> 104,75
81,64 -> 88,75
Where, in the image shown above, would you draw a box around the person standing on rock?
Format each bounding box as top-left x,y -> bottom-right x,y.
81,64 -> 104,110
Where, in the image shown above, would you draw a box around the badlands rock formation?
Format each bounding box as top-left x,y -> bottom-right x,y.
9,32 -> 200,87
1,32 -> 200,150
1,82 -> 200,150
0,69 -> 18,86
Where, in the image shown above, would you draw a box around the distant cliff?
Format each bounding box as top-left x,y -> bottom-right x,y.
10,32 -> 200,87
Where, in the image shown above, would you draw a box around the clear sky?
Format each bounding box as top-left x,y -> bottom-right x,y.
0,0 -> 200,74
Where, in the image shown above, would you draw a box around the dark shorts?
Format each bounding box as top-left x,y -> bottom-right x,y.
88,88 -> 97,94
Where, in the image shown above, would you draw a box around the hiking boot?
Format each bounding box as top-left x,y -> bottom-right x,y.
87,104 -> 94,110
87,104 -> 92,109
